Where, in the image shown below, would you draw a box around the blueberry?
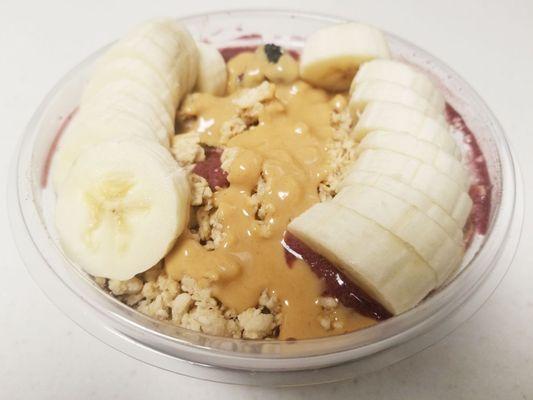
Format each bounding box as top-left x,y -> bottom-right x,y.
264,43 -> 283,63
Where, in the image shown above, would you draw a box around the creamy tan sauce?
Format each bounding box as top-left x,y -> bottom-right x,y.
166,47 -> 375,339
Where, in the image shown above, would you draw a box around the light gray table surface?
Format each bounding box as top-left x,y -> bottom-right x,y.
1,0 -> 532,398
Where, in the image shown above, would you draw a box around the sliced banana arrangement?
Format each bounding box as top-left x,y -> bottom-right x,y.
53,19 -> 199,279
50,18 -> 483,336
289,23 -> 473,315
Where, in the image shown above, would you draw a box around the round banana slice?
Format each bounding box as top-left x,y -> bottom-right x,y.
300,22 -> 390,91
103,19 -> 198,104
50,107 -> 160,190
84,57 -> 175,119
344,149 -> 473,227
351,59 -> 445,111
165,20 -> 199,94
139,18 -> 199,98
357,130 -> 470,189
353,101 -> 461,159
82,82 -> 173,146
195,42 -> 227,96
143,19 -> 197,99
341,170 -> 463,244
334,184 -> 463,284
349,80 -> 444,119
55,139 -> 190,280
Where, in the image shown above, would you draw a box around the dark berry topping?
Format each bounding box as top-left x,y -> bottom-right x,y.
264,43 -> 283,63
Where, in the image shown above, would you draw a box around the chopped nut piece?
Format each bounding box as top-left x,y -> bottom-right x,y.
240,102 -> 263,126
220,117 -> 247,144
189,174 -> 213,206
137,295 -> 169,320
182,307 -> 228,336
108,277 -> 143,296
171,131 -> 205,167
258,290 -> 281,313
317,296 -> 338,309
238,308 -> 276,339
180,275 -> 198,295
232,81 -> 275,109
124,293 -> 144,306
94,276 -> 107,288
157,274 -> 179,299
256,202 -> 275,221
171,293 -> 193,322
220,147 -> 240,173
209,210 -> 226,248
141,281 -> 158,300
319,316 -> 332,330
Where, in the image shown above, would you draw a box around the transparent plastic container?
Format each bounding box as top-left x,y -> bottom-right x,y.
8,10 -> 523,386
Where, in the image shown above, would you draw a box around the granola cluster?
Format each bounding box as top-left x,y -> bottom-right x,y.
96,265 -> 281,339
318,95 -> 357,202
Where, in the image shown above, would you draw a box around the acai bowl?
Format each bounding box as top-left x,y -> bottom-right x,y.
8,10 -> 522,386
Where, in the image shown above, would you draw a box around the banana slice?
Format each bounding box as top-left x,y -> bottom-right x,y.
357,131 -> 470,189
334,184 -> 463,284
349,80 -> 444,119
84,57 -> 175,118
343,149 -> 473,226
288,202 -> 436,315
82,84 -> 172,146
165,20 -> 199,94
353,101 -> 460,158
195,42 -> 227,96
341,170 -> 463,244
350,59 -> 445,111
300,23 -> 390,92
149,18 -> 199,96
80,81 -> 170,147
103,25 -> 181,103
132,18 -> 199,94
103,19 -> 198,103
52,89 -> 172,190
55,139 -> 189,280
50,107 -> 161,189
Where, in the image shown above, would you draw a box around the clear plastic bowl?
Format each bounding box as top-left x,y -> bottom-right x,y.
8,10 -> 523,386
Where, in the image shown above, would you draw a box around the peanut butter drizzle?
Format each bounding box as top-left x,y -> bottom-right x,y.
166,48 -> 375,339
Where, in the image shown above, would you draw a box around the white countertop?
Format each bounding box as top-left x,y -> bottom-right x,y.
1,0 -> 532,398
